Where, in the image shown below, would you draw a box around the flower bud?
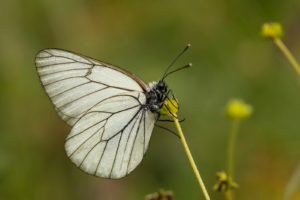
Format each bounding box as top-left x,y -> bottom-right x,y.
160,98 -> 179,116
261,22 -> 283,39
225,99 -> 253,120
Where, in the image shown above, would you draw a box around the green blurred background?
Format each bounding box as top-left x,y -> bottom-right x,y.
1,0 -> 300,199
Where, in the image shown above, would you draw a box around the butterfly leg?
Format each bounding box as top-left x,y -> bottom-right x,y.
154,124 -> 180,138
157,118 -> 186,123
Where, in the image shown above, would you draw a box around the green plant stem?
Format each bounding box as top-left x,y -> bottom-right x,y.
172,115 -> 211,200
272,35 -> 300,200
273,38 -> 300,76
226,120 -> 240,200
282,162 -> 300,200
225,190 -> 232,200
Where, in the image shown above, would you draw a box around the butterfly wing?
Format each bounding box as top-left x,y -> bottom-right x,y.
35,49 -> 156,178
35,49 -> 149,126
65,92 -> 156,179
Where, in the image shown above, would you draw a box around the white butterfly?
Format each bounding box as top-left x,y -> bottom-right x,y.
35,48 -> 184,179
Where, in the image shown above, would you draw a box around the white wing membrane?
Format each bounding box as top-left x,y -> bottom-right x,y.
65,93 -> 155,179
35,49 -> 156,179
36,49 -> 145,126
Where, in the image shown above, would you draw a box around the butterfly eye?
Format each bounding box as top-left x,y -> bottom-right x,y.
157,81 -> 166,91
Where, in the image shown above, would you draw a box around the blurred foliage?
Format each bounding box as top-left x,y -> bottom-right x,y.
1,0 -> 300,199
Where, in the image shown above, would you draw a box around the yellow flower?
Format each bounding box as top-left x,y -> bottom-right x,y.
225,99 -> 253,120
159,98 -> 179,116
261,22 -> 283,39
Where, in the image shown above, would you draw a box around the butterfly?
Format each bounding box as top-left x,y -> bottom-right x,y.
35,46 -> 190,179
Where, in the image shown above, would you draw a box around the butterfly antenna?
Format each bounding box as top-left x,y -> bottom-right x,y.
162,44 -> 191,80
163,63 -> 192,79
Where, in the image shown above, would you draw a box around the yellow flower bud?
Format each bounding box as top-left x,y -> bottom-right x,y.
261,22 -> 283,39
159,98 -> 179,116
225,99 -> 253,120
213,171 -> 239,192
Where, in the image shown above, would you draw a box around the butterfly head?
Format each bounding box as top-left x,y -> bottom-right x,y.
148,80 -> 167,93
156,80 -> 168,94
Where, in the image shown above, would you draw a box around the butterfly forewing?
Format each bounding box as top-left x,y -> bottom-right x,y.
35,49 -> 156,178
35,49 -> 148,125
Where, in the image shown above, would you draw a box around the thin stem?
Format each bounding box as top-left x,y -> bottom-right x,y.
282,162 -> 300,200
271,31 -> 300,199
273,38 -> 300,76
226,120 -> 240,200
172,115 -> 211,200
224,190 -> 232,200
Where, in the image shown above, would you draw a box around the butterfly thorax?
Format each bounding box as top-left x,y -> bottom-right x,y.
146,80 -> 168,113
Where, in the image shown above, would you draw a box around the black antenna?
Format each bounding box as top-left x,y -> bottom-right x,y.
163,63 -> 192,80
162,44 -> 191,79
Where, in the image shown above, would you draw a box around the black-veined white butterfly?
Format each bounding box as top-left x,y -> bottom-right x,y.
35,46 -> 190,179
